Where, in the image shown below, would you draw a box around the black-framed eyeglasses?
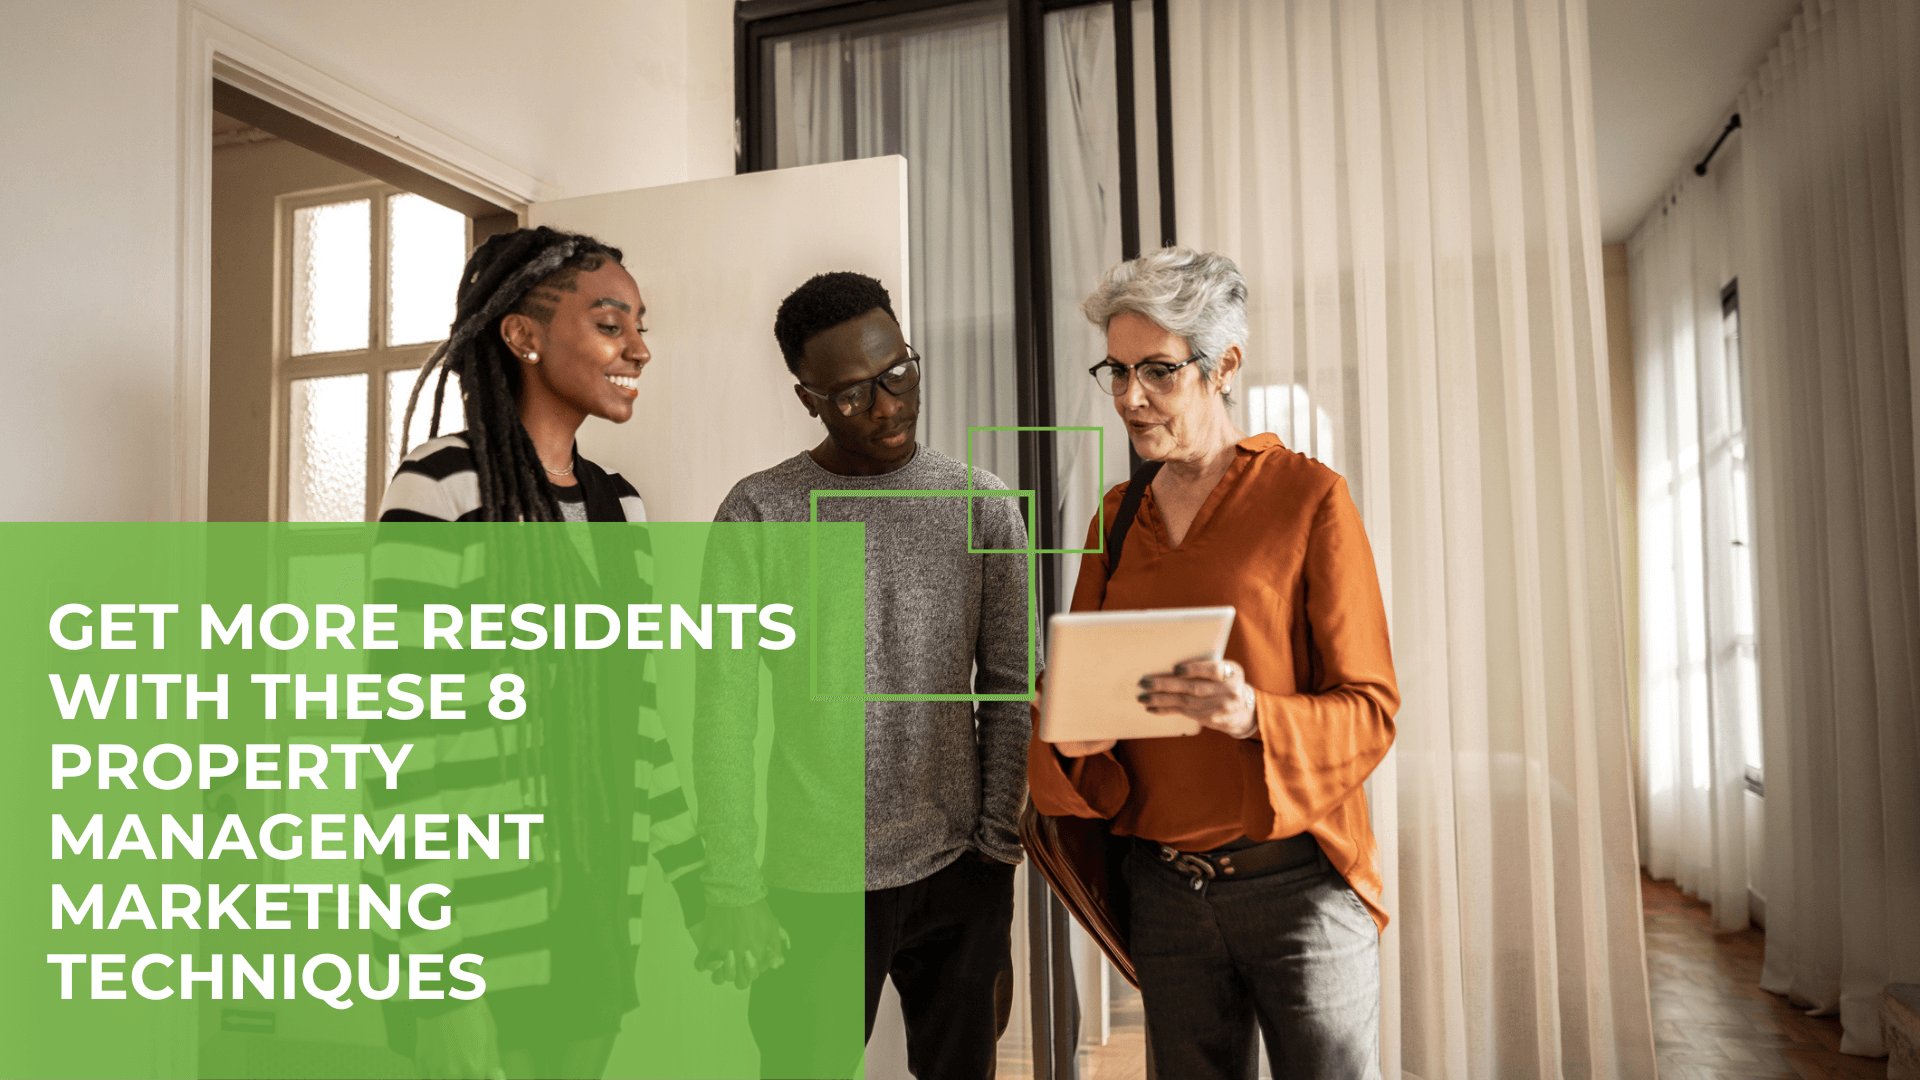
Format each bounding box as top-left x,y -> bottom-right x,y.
1089,352 -> 1207,396
799,351 -> 922,417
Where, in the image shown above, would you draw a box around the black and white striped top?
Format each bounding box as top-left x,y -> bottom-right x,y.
368,432 -> 702,997
381,433 -> 648,524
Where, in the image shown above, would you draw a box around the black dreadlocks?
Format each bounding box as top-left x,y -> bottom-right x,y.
401,226 -> 626,523
398,226 -> 627,878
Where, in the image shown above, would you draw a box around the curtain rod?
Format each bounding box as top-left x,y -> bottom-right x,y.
1694,113 -> 1742,176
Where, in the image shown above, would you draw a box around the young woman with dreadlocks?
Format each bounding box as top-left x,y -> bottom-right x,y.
369,226 -> 707,1080
385,225 -> 649,526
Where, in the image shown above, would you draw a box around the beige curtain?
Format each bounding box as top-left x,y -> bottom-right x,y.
1171,0 -> 1656,1076
1628,151 -> 1759,935
1730,0 -> 1920,1056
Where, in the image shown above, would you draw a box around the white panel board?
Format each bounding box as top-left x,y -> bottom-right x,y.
531,156 -> 912,523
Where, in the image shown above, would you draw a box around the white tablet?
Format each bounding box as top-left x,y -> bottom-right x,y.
1038,606 -> 1238,743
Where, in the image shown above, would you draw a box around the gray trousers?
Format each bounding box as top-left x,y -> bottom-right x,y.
1126,841 -> 1382,1080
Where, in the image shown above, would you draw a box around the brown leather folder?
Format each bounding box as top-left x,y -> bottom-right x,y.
1019,801 -> 1139,989
1023,458 -> 1165,992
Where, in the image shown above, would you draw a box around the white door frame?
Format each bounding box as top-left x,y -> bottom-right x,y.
175,4 -> 558,520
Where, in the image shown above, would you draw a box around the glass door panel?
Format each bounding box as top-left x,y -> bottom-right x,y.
1046,3 -> 1128,621
1043,8 -> 1144,1073
753,4 -> 1183,1074
761,1 -> 1020,484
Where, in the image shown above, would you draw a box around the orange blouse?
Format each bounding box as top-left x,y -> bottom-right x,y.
1028,433 -> 1399,930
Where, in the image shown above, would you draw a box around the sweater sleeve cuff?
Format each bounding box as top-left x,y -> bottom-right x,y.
672,869 -> 709,928
972,822 -> 1025,864
703,876 -> 769,909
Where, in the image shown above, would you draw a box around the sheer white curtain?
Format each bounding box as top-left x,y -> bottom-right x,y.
1727,0 -> 1920,1056
900,16 -> 1018,482
1172,1 -> 1655,1076
771,36 -> 845,169
1172,1 -> 1362,495
766,9 -> 1017,482
1628,151 -> 1759,933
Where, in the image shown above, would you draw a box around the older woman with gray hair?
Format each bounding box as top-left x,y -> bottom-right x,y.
1028,247 -> 1399,1079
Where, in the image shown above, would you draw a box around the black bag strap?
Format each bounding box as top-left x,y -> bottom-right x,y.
1105,460 -> 1163,581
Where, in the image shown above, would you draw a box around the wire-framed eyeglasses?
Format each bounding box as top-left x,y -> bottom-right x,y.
1089,352 -> 1207,396
799,351 -> 922,417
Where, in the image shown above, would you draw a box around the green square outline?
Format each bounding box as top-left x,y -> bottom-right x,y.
806,489 -> 1039,702
964,425 -> 1107,554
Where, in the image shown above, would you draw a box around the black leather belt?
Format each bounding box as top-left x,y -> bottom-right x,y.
1142,833 -> 1323,888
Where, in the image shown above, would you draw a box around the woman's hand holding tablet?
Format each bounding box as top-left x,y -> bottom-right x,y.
1037,606 -> 1237,747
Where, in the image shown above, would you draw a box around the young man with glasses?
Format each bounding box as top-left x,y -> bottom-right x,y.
697,272 -> 1030,1079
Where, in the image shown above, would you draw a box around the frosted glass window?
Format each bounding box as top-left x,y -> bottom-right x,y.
387,367 -> 465,474
388,193 -> 466,346
288,373 -> 368,521
291,200 -> 371,355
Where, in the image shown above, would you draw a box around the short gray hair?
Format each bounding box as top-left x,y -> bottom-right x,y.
1081,246 -> 1248,392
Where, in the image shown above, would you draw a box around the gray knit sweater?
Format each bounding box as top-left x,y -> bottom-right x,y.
703,445 -> 1032,899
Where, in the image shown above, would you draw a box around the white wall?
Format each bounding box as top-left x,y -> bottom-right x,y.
0,0 -> 735,520
193,0 -> 738,197
2,1 -> 182,520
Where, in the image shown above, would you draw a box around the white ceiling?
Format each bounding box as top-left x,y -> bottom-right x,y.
1588,0 -> 1802,243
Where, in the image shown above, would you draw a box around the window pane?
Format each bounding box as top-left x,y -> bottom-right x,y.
388,193 -> 467,346
387,367 -> 465,474
291,200 -> 371,355
288,373 -> 368,521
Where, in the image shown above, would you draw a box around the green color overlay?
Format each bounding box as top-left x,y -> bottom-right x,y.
0,523 -> 866,1079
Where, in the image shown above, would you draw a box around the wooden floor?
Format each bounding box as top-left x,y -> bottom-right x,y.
1643,873 -> 1886,1079
1084,979 -> 1148,1080
1022,875 -> 1889,1079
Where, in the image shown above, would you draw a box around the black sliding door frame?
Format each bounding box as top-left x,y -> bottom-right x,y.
735,0 -> 1176,592
733,3 -> 1177,1074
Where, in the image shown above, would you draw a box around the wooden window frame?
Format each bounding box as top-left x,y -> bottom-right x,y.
271,181 -> 470,522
